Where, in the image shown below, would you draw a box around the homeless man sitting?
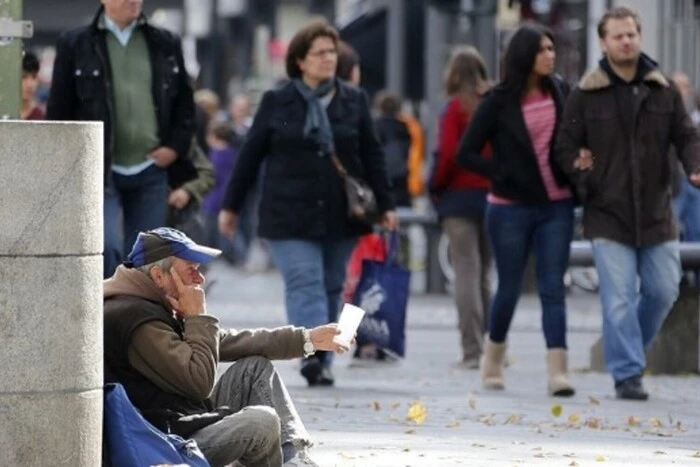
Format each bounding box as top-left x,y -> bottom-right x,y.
104,227 -> 348,467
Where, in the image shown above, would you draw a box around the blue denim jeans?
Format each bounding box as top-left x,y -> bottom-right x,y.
486,199 -> 574,348
104,165 -> 169,278
591,238 -> 680,382
673,178 -> 700,242
268,237 -> 357,367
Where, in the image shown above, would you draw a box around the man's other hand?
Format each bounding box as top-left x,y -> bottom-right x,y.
150,146 -> 178,167
690,172 -> 700,188
573,148 -> 594,171
168,188 -> 191,209
166,267 -> 206,318
310,324 -> 351,354
218,210 -> 238,238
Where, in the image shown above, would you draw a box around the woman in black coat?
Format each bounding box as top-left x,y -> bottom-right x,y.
219,19 -> 397,386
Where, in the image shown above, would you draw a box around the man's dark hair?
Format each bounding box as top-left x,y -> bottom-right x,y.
336,41 -> 360,82
597,6 -> 642,39
208,121 -> 234,145
374,90 -> 402,116
498,23 -> 555,98
285,18 -> 339,79
22,50 -> 40,76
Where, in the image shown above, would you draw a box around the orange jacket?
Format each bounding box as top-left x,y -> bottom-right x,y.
399,113 -> 425,197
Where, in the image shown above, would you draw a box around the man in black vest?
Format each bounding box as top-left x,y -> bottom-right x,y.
104,227 -> 348,466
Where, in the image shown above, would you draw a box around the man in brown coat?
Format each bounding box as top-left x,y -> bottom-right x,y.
556,6 -> 700,401
104,227 -> 347,466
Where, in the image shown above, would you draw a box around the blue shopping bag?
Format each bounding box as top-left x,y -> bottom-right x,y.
103,383 -> 210,467
352,231 -> 411,358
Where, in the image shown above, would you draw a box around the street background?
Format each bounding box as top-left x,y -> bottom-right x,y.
207,261 -> 700,467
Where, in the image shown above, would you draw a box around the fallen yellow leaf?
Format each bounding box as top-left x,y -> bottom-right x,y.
405,428 -> 417,434
569,462 -> 579,466
650,417 -> 663,428
588,396 -> 601,405
568,413 -> 580,425
447,419 -> 461,428
596,456 -> 607,462
402,448 -> 410,452
691,451 -> 700,458
406,402 -> 427,424
551,404 -> 563,417
505,414 -> 521,424
371,401 -> 381,411
627,416 -> 639,427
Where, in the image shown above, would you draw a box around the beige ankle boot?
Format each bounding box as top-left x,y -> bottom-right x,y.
480,338 -> 506,390
547,348 -> 575,397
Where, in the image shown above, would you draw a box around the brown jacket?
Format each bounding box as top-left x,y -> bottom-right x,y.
556,64 -> 700,246
104,266 -> 304,402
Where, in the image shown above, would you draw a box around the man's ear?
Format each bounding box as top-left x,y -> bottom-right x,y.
149,266 -> 164,286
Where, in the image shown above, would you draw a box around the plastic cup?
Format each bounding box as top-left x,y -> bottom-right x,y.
334,303 -> 365,346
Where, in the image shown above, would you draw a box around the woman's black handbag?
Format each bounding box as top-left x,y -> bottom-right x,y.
330,153 -> 380,224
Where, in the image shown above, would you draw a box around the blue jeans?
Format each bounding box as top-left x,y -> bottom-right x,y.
673,178 -> 700,242
104,165 -> 169,278
486,199 -> 574,348
591,238 -> 680,382
268,237 -> 357,367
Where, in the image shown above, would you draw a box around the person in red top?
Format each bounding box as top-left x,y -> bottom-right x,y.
21,51 -> 45,120
430,46 -> 492,369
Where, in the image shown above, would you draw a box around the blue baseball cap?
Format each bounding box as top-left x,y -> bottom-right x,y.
124,227 -> 222,268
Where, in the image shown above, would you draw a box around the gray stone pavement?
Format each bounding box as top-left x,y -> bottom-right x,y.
205,261 -> 700,467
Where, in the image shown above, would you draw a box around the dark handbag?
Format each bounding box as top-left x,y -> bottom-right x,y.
330,153 -> 380,224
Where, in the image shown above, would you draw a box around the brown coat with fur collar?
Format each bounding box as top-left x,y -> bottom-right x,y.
556,66 -> 700,246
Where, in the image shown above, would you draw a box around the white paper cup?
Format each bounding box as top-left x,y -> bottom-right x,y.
334,303 -> 365,346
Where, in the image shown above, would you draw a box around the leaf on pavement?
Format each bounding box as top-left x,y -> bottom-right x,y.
402,448 -> 410,452
371,401 -> 381,411
691,452 -> 700,458
569,462 -> 579,466
585,417 -> 601,429
563,453 -> 577,458
596,455 -> 607,462
391,402 -> 401,409
406,402 -> 427,424
505,414 -> 521,424
654,451 -> 667,455
627,416 -> 639,427
650,417 -> 663,428
568,413 -> 580,425
468,397 -> 476,410
447,419 -> 461,428
588,396 -> 601,406
551,404 -> 563,417
405,428 -> 417,434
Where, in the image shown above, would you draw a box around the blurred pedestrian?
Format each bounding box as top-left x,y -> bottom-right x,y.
194,88 -> 221,154
556,6 -> 700,400
337,40 -> 361,85
374,90 -> 412,207
430,46 -> 492,370
200,121 -> 243,263
458,24 -> 575,397
47,0 -> 196,278
219,18 -> 397,387
21,50 -> 45,120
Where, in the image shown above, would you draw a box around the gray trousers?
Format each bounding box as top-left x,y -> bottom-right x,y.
443,217 -> 492,361
191,356 -> 311,467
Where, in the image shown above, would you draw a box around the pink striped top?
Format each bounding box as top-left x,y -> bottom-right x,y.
488,92 -> 572,204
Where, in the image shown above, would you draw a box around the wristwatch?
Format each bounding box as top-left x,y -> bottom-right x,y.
302,328 -> 316,357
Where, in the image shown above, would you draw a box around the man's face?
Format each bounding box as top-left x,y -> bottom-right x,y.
101,0 -> 143,26
152,257 -> 204,299
229,96 -> 251,125
21,72 -> 38,102
600,17 -> 641,67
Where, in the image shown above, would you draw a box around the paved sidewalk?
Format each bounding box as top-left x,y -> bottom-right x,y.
206,262 -> 700,467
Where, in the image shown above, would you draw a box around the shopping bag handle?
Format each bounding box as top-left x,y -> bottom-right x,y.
384,230 -> 400,265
